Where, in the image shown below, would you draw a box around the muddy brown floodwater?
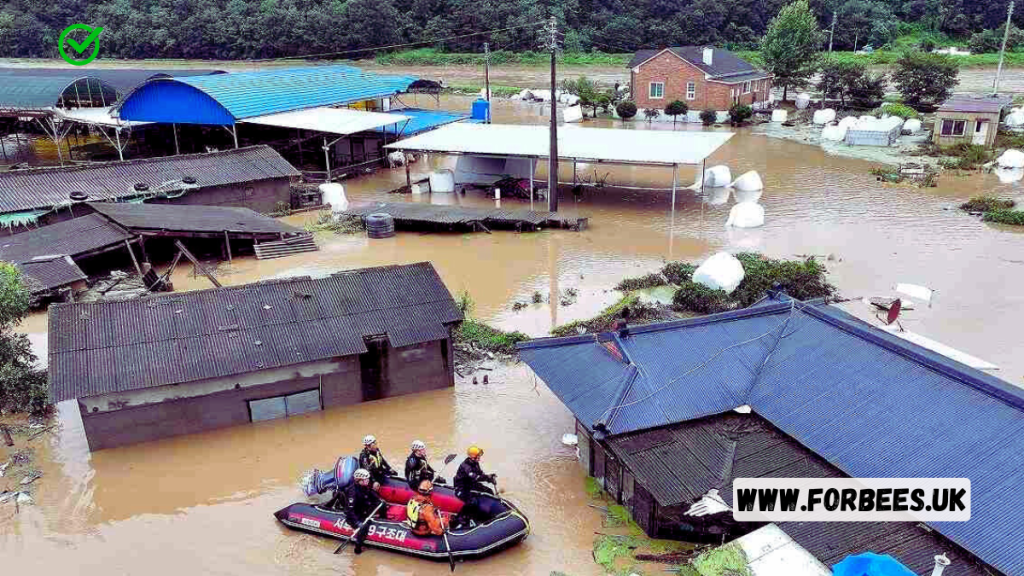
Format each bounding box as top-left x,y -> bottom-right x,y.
6,94 -> 1024,576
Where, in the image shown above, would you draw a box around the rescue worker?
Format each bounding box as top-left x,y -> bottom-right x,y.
452,445 -> 497,528
359,434 -> 395,490
407,479 -> 449,536
405,440 -> 444,487
333,468 -> 384,554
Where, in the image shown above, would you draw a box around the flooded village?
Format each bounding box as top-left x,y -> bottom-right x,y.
3,11 -> 1024,576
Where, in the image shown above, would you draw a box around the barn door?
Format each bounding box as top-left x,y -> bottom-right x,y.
973,120 -> 988,145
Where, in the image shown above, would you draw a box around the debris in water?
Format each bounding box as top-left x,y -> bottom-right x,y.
482,375 -> 489,385
16,492 -> 32,505
562,434 -> 579,446
0,460 -> 10,477
20,472 -> 42,485
472,377 -> 478,385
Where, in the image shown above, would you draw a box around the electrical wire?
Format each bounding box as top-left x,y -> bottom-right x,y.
252,20 -> 548,62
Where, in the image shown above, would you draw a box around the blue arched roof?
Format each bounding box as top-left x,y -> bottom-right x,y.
117,66 -> 419,125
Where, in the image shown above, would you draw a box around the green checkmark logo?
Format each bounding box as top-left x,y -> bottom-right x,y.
58,24 -> 103,66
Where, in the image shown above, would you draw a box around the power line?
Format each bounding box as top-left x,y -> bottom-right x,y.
252,20 -> 548,62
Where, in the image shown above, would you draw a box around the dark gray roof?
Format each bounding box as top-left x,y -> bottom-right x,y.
48,262 -> 462,402
627,47 -> 760,78
0,213 -> 133,264
709,71 -> 771,84
0,145 -> 300,215
606,413 -> 989,576
88,202 -> 301,235
17,255 -> 87,293
519,296 -> 1024,575
938,94 -> 1012,114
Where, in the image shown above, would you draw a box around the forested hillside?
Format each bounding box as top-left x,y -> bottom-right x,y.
0,0 -> 1019,60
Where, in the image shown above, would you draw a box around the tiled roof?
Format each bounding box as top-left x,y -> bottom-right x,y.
628,47 -> 760,78
48,263 -> 462,403
0,145 -> 299,214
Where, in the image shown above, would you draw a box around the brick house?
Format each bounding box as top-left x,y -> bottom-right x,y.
628,47 -> 772,117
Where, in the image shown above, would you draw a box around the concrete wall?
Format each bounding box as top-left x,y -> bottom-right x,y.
631,50 -> 770,113
149,177 -> 292,213
383,337 -> 453,397
932,111 -> 1000,147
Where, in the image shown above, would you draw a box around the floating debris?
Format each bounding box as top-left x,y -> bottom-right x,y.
20,472 -> 42,485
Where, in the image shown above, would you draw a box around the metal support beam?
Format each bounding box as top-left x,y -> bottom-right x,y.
405,160 -> 412,188
114,128 -> 124,161
323,137 -> 331,182
173,123 -> 180,155
232,124 -> 239,149
530,157 -> 536,211
224,230 -> 232,263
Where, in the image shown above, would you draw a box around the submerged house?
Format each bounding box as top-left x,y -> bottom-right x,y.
0,145 -> 299,233
519,294 -> 1020,576
48,262 -> 462,451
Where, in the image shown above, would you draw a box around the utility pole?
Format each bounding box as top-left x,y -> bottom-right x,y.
547,16 -> 559,213
484,42 -> 492,123
994,1 -> 1015,95
828,12 -> 837,53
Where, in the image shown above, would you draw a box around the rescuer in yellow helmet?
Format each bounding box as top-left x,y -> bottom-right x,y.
452,445 -> 497,529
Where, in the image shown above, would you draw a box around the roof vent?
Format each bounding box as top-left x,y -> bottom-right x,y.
182,176 -> 197,185
932,554 -> 951,576
703,47 -> 714,66
69,191 -> 88,201
134,182 -> 150,192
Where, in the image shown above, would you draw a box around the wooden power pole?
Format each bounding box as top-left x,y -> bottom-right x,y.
994,1 -> 1015,95
547,16 -> 559,213
828,12 -> 837,53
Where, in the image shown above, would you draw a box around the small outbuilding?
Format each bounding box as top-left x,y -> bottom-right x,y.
933,94 -> 1012,148
48,262 -> 463,451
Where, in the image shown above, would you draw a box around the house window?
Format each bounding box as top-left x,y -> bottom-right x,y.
743,81 -> 751,94
686,81 -> 696,100
941,119 -> 967,136
649,82 -> 665,99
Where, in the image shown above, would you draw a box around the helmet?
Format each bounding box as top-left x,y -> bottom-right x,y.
411,440 -> 426,451
363,435 -> 377,446
354,468 -> 371,481
417,479 -> 433,494
467,445 -> 484,458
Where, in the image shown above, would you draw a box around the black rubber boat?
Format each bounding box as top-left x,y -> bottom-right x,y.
274,457 -> 530,560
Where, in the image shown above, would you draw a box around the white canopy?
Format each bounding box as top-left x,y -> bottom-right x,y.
243,107 -> 410,135
58,107 -> 151,128
385,123 -> 733,166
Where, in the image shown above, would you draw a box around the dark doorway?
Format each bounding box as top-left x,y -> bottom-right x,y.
360,338 -> 387,401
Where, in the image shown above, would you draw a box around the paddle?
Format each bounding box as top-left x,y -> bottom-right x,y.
434,453 -> 458,484
441,517 -> 457,572
334,501 -> 385,555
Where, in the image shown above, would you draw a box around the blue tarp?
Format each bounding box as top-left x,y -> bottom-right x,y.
378,108 -> 477,137
833,553 -> 918,576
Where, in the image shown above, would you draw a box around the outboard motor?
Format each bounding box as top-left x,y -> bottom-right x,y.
300,456 -> 358,497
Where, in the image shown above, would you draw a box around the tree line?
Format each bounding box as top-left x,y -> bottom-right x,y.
0,0 -> 1019,60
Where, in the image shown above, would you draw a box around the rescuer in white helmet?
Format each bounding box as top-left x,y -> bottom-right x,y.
405,439 -> 445,486
358,434 -> 395,490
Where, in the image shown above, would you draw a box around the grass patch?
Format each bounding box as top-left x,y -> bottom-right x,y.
614,273 -> 666,291
984,209 -> 1024,226
303,212 -> 364,234
690,542 -> 752,576
550,293 -> 666,337
671,253 -> 837,315
445,83 -> 523,97
584,476 -> 606,499
941,143 -> 994,170
376,48 -> 631,68
960,196 -> 1016,212
736,49 -> 1024,71
454,319 -> 529,355
593,535 -> 640,573
995,129 -> 1024,150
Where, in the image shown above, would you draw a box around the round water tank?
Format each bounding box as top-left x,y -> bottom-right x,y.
365,213 -> 396,239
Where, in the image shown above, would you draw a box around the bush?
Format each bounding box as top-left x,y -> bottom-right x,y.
615,273 -> 666,291
661,262 -> 697,284
879,102 -> 919,119
983,209 -> 1024,226
700,109 -> 718,125
729,104 -> 753,125
944,143 -> 993,169
643,107 -> 661,122
550,294 -> 664,337
454,319 -> 529,355
0,263 -> 49,415
960,196 -> 1015,212
615,100 -> 637,120
919,38 -> 937,52
672,282 -> 731,314
817,58 -> 887,109
969,25 -> 1024,54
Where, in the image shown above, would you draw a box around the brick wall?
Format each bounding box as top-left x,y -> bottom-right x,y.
632,50 -> 772,113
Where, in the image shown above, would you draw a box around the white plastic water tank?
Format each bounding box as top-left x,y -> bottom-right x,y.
812,109 -> 836,125
903,118 -> 922,133
703,165 -> 732,187
429,169 -> 456,193
319,183 -> 349,212
795,93 -> 811,110
725,201 -> 765,228
997,149 -> 1024,168
731,170 -> 764,192
771,109 -> 788,123
692,252 -> 746,294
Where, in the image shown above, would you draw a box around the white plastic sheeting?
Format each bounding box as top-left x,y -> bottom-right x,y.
58,106 -> 151,128
997,149 -> 1024,168
734,525 -> 832,576
703,165 -> 732,187
454,155 -> 534,186
821,124 -> 848,141
243,107 -> 408,135
563,104 -> 584,123
771,109 -> 788,123
693,252 -> 745,294
903,118 -> 923,133
731,170 -> 764,191
812,109 -> 836,125
895,283 -> 934,304
795,93 -> 811,109
386,123 -> 734,166
726,201 -> 765,228
429,169 -> 455,193
320,183 -> 349,212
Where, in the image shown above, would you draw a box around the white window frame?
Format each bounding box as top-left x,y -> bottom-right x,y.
686,81 -> 696,100
743,81 -> 751,94
649,81 -> 665,99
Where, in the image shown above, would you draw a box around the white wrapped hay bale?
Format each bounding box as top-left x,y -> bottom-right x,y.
838,116 -> 859,129
429,169 -> 455,193
725,201 -> 765,228
731,170 -> 764,191
995,167 -> 1024,183
693,252 -> 746,294
703,165 -> 732,187
705,187 -> 731,206
1005,111 -> 1024,128
771,109 -> 788,123
733,188 -> 763,203
795,93 -> 811,109
812,109 -> 836,125
997,149 -> 1024,168
563,104 -> 584,123
903,118 -> 922,133
319,183 -> 349,213
821,124 -> 848,141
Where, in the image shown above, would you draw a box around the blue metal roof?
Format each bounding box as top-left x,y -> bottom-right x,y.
377,108 -> 474,137
518,296 -> 1024,576
0,69 -> 222,109
117,66 -> 419,124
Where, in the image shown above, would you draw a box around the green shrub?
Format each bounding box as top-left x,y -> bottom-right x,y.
661,262 -> 697,285
665,100 -> 689,125
616,100 -> 638,120
729,104 -> 753,125
879,102 -> 919,119
960,196 -> 1015,212
672,282 -> 731,314
550,294 -> 663,337
943,143 -> 993,169
700,109 -> 718,126
454,320 -> 529,355
0,263 -> 49,415
983,209 -> 1024,226
615,273 -> 666,291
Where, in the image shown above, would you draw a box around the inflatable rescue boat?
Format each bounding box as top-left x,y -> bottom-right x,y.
274,457 -> 530,560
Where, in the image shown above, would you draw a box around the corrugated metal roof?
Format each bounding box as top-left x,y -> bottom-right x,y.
0,69 -> 223,109
377,108 -> 473,137
628,47 -> 761,78
88,202 -> 301,235
938,94 -> 1012,114
0,145 -> 299,214
117,66 -> 419,123
0,213 -> 134,263
519,296 -> 1024,575
16,256 -> 86,293
48,262 -> 462,402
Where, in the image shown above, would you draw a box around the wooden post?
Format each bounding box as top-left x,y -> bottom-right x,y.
174,240 -> 222,288
405,160 -> 411,188
224,230 -> 232,263
1,424 -> 13,447
530,157 -> 536,212
138,235 -> 149,263
125,239 -> 142,276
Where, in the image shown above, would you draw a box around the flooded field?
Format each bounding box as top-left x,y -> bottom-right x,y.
5,94 -> 1024,575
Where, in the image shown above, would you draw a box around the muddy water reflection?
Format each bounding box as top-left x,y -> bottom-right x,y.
7,96 -> 1024,575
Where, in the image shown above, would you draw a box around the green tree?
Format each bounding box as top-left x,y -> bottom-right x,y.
616,100 -> 638,120
664,100 -> 689,127
0,263 -> 48,415
969,24 -> 1024,54
817,58 -> 886,108
761,0 -> 823,101
729,104 -> 753,125
893,51 -> 959,110
561,76 -> 601,117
